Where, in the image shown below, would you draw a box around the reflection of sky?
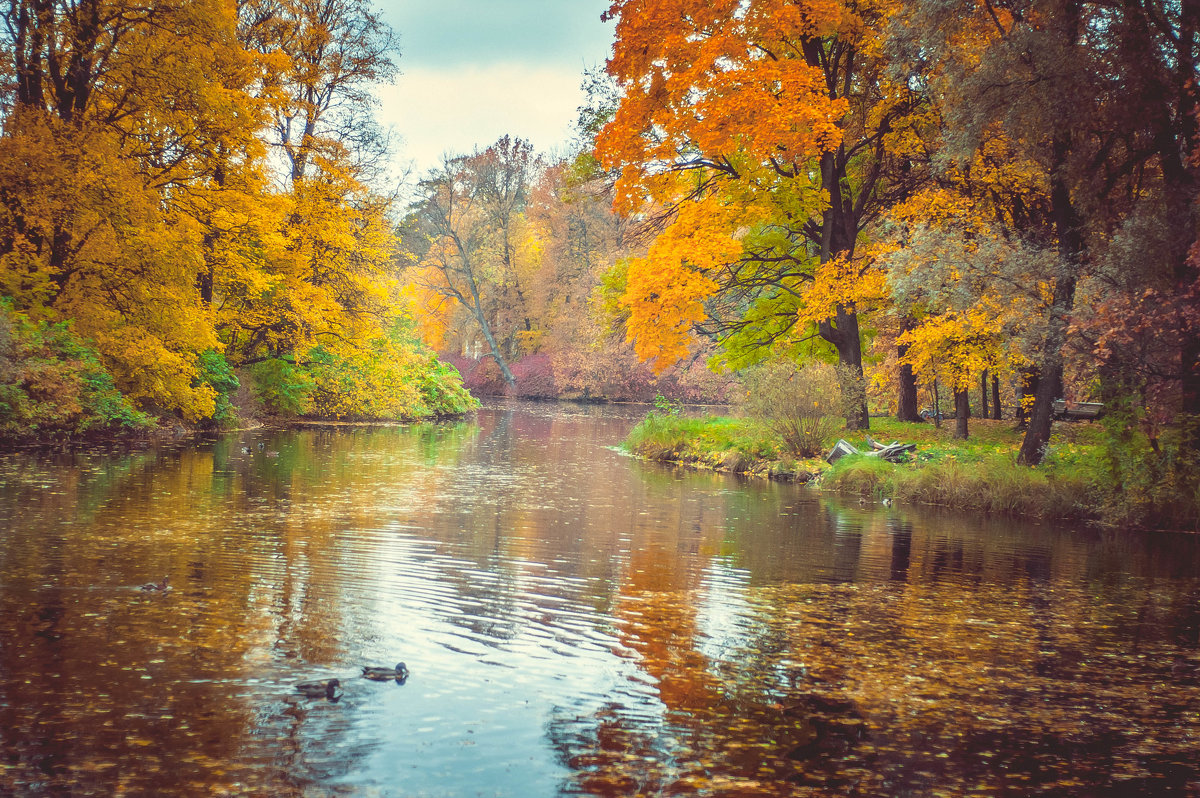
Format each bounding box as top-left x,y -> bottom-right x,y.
339,525 -> 658,795
695,559 -> 754,667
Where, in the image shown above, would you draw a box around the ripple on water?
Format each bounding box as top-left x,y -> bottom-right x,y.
3,406 -> 1200,797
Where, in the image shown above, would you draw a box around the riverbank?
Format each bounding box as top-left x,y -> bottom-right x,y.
625,413 -> 1197,530
0,407 -> 479,450
623,412 -> 825,482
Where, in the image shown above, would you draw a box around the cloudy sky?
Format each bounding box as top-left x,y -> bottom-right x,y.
374,0 -> 616,179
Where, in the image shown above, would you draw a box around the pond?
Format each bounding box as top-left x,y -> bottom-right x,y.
1,400 -> 1199,796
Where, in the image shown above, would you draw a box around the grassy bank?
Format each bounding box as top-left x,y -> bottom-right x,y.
821,418 -> 1100,521
624,412 -> 824,481
625,412 -> 1198,528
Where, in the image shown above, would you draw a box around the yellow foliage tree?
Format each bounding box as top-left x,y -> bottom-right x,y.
0,0 -> 260,418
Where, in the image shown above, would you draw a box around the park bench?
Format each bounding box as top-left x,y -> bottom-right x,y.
1052,400 -> 1105,421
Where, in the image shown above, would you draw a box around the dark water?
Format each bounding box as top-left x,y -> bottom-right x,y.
1,401 -> 1199,797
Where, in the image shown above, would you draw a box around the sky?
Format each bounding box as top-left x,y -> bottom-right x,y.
373,0 -> 616,180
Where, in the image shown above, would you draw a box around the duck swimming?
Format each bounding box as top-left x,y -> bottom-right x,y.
139,576 -> 171,593
362,662 -> 409,682
296,678 -> 341,699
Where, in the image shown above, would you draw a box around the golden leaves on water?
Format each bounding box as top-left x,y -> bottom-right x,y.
566,580 -> 1200,796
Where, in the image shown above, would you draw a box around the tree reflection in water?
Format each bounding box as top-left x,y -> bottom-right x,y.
553,553 -> 1200,796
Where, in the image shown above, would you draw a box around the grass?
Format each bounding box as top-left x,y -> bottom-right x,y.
626,411 -> 1108,522
625,412 -> 823,481
824,451 -> 1094,519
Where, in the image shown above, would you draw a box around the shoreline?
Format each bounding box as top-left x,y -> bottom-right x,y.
621,412 -> 1199,531
0,411 -> 477,451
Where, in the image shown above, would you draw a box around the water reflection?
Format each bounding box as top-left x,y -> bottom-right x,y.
0,401 -> 1198,796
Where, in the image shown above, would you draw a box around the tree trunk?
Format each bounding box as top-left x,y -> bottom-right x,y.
897,358 -> 921,422
992,375 -> 1001,419
819,304 -> 870,430
1018,360 -> 1063,463
476,313 -> 516,386
896,318 -> 922,422
1018,137 -> 1081,465
980,369 -> 989,419
932,380 -> 942,429
954,388 -> 970,440
815,143 -> 869,431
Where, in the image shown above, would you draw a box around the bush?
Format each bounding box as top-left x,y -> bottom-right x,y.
1093,398 -> 1200,530
249,321 -> 477,420
249,358 -> 314,417
0,304 -> 151,438
195,349 -> 240,428
740,359 -> 841,457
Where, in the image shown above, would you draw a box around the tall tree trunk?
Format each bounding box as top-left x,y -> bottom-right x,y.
954,388 -> 970,440
474,309 -> 516,387
980,369 -> 989,419
1150,0 -> 1200,423
992,375 -> 1001,419
460,252 -> 516,387
896,317 -> 922,422
815,145 -> 870,431
819,304 -> 870,430
932,380 -> 942,429
897,358 -> 921,422
1018,138 -> 1082,465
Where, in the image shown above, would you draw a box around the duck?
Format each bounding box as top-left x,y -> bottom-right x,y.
139,576 -> 171,593
296,678 -> 341,699
362,662 -> 409,682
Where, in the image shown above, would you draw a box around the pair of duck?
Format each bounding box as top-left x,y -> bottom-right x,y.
296,662 -> 409,699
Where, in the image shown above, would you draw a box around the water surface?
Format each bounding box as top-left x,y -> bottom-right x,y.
1,401 -> 1198,796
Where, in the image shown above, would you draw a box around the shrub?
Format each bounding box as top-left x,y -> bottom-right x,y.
249,358 -> 314,417
740,359 -> 841,457
195,349 -> 240,427
0,304 -> 150,438
249,321 -> 477,420
1093,397 -> 1200,530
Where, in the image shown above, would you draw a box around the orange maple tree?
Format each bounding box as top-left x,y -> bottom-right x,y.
597,0 -> 922,429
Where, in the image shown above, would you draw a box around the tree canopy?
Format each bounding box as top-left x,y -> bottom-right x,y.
593,0 -> 1200,463
0,0 -> 474,433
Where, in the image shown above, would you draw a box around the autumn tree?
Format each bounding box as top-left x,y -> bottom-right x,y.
523,158 -> 626,377
597,0 -> 925,429
0,0 -> 473,428
875,126 -> 1058,439
0,0 -> 262,417
218,0 -> 399,367
890,0 -> 1200,463
403,138 -> 543,388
